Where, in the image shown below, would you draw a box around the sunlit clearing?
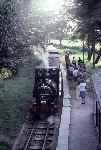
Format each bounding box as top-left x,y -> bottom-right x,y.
44,0 -> 63,12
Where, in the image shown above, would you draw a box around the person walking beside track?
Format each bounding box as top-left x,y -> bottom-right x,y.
79,79 -> 86,104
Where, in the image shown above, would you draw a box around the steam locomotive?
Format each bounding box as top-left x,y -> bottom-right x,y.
29,46 -> 64,119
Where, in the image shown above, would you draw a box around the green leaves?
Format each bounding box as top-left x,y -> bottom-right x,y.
0,68 -> 13,80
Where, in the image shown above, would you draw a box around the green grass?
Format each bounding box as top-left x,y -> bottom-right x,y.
71,52 -> 101,77
51,39 -> 83,55
70,50 -> 101,76
51,39 -> 82,48
0,55 -> 41,138
53,39 -> 101,75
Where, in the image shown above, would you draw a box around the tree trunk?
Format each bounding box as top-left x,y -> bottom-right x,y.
83,40 -> 85,63
59,39 -> 62,48
87,33 -> 91,48
91,32 -> 95,68
48,39 -> 50,44
95,48 -> 101,64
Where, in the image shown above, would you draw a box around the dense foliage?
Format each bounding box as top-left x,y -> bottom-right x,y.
0,0 -> 46,69
63,0 -> 101,67
0,68 -> 13,79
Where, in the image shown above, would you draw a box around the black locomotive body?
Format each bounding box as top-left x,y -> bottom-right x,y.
29,47 -> 63,119
29,67 -> 63,119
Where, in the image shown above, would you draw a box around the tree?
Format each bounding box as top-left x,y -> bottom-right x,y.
47,17 -> 67,46
0,0 -> 53,65
64,0 -> 101,67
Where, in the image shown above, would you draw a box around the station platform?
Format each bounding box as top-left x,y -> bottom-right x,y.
56,67 -> 71,150
56,66 -> 98,150
68,75 -> 98,150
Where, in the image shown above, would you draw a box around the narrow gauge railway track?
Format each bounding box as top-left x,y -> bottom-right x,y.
23,121 -> 54,150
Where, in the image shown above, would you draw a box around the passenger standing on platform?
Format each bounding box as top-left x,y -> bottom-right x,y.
73,67 -> 78,81
78,57 -> 82,66
79,80 -> 86,104
65,51 -> 70,69
68,64 -> 74,80
72,57 -> 76,67
82,63 -> 86,72
76,71 -> 83,99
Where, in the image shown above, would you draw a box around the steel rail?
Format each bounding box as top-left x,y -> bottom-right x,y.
42,124 -> 50,150
24,126 -> 35,150
23,122 -> 50,150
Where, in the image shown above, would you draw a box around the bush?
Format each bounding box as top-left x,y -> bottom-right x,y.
0,68 -> 13,80
0,142 -> 10,150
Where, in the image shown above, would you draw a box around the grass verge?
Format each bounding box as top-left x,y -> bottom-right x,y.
0,54 -> 41,140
